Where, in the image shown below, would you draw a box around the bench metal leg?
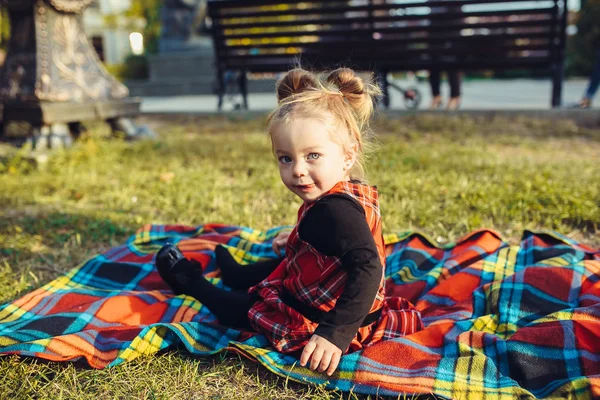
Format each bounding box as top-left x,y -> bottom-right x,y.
239,72 -> 248,110
376,70 -> 390,109
551,62 -> 564,108
216,70 -> 225,112
217,92 -> 224,112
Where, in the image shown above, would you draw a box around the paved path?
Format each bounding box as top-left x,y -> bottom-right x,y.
140,78 -> 591,113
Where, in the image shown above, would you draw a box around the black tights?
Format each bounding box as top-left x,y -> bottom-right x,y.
169,246 -> 282,329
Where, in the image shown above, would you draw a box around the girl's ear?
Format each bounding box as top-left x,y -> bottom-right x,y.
344,143 -> 358,171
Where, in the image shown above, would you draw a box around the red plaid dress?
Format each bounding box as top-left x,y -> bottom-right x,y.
248,181 -> 423,353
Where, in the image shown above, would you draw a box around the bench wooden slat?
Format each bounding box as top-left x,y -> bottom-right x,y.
215,0 -> 553,18
221,31 -> 554,51
218,43 -> 552,61
216,8 -> 555,30
218,19 -> 557,40
211,0 -> 547,11
222,57 -> 553,71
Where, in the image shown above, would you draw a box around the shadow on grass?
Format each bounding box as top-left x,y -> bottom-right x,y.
0,210 -> 135,303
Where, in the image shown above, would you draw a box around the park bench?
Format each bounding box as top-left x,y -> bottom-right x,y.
207,0 -> 568,111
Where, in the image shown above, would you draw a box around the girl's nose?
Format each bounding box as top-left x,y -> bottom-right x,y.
292,161 -> 307,178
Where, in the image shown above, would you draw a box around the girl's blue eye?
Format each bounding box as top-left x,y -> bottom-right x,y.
307,153 -> 320,160
279,156 -> 292,164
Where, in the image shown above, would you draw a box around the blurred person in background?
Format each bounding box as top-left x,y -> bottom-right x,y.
428,0 -> 463,110
574,48 -> 600,108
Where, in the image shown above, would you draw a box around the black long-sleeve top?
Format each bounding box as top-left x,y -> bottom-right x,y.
296,193 -> 383,353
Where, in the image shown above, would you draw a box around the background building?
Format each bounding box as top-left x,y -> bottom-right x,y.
83,0 -> 144,65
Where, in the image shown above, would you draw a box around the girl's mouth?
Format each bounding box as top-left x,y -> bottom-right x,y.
296,184 -> 315,192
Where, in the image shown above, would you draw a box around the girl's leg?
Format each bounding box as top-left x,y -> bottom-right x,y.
181,273 -> 256,329
156,245 -> 255,329
215,245 -> 283,290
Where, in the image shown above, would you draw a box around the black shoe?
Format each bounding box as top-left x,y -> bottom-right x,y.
156,243 -> 201,294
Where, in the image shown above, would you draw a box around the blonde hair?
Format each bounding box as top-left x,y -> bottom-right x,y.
267,67 -> 382,180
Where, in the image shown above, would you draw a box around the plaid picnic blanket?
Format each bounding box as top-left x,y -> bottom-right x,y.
0,224 -> 599,399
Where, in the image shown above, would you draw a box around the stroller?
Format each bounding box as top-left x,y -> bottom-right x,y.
375,70 -> 423,110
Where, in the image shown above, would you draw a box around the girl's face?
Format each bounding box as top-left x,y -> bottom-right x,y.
270,116 -> 356,203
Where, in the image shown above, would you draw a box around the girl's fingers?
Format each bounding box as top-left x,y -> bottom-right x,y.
326,352 -> 341,376
318,350 -> 333,373
300,340 -> 316,367
273,240 -> 283,255
309,347 -> 325,370
272,231 -> 291,256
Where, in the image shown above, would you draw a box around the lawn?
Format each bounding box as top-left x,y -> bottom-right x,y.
0,113 -> 599,399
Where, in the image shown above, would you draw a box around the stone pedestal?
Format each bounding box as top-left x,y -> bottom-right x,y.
0,0 -> 153,149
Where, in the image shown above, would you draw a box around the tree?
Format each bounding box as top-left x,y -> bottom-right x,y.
566,0 -> 600,76
0,6 -> 11,52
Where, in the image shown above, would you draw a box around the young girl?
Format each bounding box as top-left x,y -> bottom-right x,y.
156,67 -> 423,376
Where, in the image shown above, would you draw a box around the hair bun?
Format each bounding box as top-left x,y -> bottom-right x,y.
275,68 -> 318,102
326,68 -> 379,125
326,68 -> 365,97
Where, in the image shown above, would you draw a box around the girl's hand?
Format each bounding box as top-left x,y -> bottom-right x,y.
299,334 -> 342,376
272,231 -> 291,256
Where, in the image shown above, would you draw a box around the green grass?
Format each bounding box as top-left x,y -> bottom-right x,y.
0,114 -> 598,399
